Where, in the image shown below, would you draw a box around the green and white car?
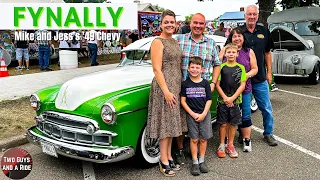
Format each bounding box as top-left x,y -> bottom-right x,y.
27,34 -> 262,167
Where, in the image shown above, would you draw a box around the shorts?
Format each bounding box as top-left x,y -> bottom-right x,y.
187,112 -> 213,140
217,103 -> 242,126
16,48 -> 29,61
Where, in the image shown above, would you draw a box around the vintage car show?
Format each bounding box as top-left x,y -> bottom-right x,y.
1,1 -> 320,180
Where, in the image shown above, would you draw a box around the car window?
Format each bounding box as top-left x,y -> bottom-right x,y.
126,50 -> 147,60
269,23 -> 294,31
295,21 -> 320,36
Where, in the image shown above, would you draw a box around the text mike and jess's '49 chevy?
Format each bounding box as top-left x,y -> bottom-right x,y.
26,34 -> 264,167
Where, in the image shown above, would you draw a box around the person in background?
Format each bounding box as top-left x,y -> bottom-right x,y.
86,29 -> 100,66
34,29 -> 52,71
180,21 -> 191,34
129,30 -> 139,43
14,30 -> 30,71
240,5 -> 278,146
214,22 -> 225,37
225,28 -> 232,38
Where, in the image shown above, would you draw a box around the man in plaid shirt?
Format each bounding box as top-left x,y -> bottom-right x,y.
35,29 -> 52,71
175,13 -> 221,165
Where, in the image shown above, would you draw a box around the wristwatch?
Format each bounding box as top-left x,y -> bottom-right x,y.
211,82 -> 216,85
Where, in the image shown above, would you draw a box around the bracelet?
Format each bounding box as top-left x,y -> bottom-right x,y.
211,82 -> 216,85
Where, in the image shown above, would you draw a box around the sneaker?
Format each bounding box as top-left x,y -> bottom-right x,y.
168,159 -> 180,171
243,138 -> 252,152
264,135 -> 278,146
226,145 -> 238,158
217,144 -> 226,158
44,68 -> 53,71
16,66 -> 22,71
199,162 -> 209,173
26,68 -> 29,71
175,149 -> 186,165
190,164 -> 200,176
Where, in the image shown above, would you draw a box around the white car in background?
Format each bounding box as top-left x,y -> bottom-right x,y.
120,34 -> 259,114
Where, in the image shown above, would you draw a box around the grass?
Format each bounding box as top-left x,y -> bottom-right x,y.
0,97 -> 35,140
7,53 -> 121,76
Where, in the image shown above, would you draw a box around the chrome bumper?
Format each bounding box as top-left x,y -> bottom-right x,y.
27,126 -> 135,163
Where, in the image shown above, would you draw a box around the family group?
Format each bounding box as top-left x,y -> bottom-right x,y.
146,5 -> 278,177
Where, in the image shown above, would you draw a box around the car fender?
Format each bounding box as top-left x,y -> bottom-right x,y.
301,55 -> 320,74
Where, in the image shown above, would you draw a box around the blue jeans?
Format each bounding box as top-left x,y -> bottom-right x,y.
252,80 -> 274,135
88,43 -> 98,65
242,92 -> 252,120
38,46 -> 50,69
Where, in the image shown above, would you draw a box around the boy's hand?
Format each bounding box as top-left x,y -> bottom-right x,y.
224,97 -> 234,107
192,112 -> 201,122
197,113 -> 206,122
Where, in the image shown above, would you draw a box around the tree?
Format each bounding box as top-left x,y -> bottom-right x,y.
185,14 -> 193,22
153,4 -> 165,12
257,0 -> 276,27
278,0 -> 319,9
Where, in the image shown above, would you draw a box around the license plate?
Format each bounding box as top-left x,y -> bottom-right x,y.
41,142 -> 58,158
295,69 -> 305,75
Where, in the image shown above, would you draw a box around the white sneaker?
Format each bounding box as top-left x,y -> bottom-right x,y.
243,138 -> 252,152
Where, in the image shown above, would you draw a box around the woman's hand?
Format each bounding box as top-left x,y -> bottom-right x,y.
164,91 -> 177,109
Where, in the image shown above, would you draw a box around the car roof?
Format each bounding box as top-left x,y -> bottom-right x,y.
122,34 -> 227,52
267,6 -> 320,23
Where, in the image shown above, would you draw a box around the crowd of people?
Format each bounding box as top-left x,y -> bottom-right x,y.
146,4 -> 278,177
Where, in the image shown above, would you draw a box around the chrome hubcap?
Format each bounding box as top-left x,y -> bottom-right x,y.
144,136 -> 160,158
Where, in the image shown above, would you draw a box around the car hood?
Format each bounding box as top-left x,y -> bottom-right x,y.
271,26 -> 310,49
55,65 -> 154,111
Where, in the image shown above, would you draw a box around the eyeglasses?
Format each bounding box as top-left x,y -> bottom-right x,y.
245,13 -> 258,17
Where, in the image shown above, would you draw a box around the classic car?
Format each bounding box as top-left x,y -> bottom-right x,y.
267,6 -> 320,84
27,34 -> 266,167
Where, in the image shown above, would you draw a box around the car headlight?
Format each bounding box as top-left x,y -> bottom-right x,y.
101,103 -> 117,125
291,55 -> 301,65
30,94 -> 40,111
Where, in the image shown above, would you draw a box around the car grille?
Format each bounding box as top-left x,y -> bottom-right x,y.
36,111 -> 116,146
273,52 -> 295,74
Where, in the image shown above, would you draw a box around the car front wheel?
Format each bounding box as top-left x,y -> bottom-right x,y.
309,62 -> 320,85
135,126 -> 160,168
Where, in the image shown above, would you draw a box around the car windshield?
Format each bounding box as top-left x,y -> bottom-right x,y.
295,21 -> 320,36
269,23 -> 294,31
119,50 -> 151,66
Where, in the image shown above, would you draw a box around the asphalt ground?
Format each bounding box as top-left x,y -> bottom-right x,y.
1,77 -> 320,180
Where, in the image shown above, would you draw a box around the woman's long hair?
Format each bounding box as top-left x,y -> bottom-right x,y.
225,27 -> 250,52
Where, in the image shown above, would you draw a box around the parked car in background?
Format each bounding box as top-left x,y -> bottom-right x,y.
268,6 -> 320,84
27,34 -> 271,167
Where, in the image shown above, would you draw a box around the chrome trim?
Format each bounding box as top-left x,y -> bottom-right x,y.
43,120 -> 117,137
30,94 -> 41,111
43,111 -> 100,130
211,116 -> 217,124
273,74 -> 309,77
37,121 -> 114,147
27,127 -> 135,163
117,107 -> 148,116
